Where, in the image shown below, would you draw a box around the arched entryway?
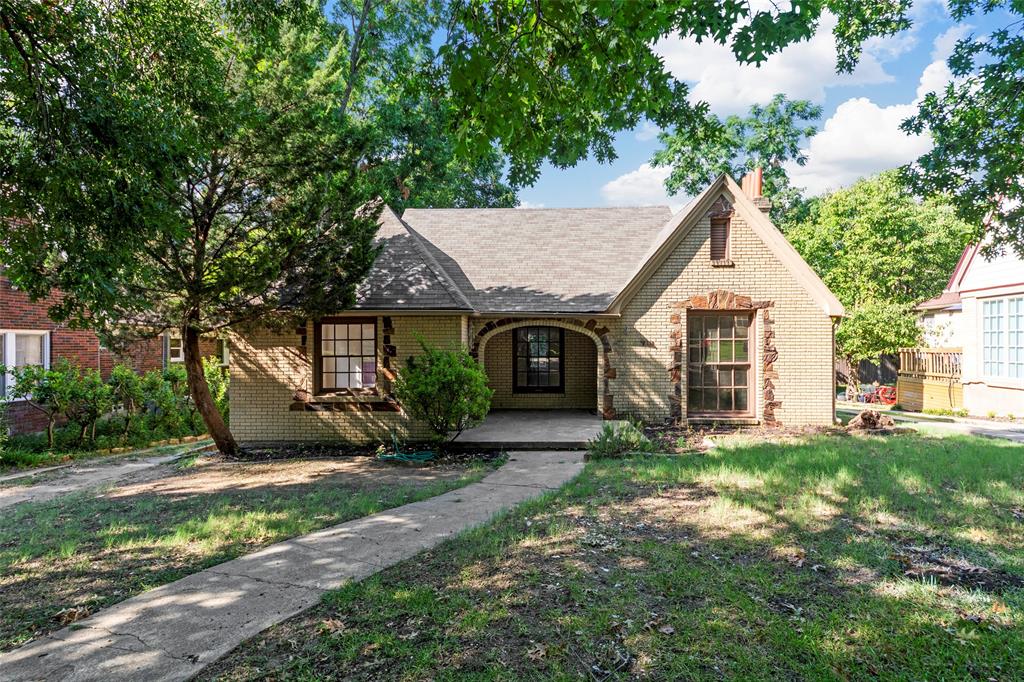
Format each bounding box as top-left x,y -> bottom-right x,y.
472,318 -> 615,418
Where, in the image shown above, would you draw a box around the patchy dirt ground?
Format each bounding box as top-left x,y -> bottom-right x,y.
0,453 -> 498,653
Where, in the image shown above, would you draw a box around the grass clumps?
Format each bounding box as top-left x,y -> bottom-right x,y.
587,419 -> 658,459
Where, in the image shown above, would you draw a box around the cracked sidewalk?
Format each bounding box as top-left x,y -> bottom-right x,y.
0,450 -> 584,682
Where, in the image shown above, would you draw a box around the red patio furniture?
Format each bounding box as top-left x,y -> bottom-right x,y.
876,386 -> 897,405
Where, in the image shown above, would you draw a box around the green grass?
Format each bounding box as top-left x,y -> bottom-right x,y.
202,433 -> 1024,681
0,457 -> 497,652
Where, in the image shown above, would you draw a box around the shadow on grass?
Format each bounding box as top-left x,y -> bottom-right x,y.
200,433 -> 1024,681
0,459 -> 493,652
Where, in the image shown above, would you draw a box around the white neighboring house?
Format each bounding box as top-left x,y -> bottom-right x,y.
917,243 -> 1024,416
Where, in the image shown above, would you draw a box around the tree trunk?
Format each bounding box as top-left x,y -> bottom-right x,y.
182,325 -> 238,456
847,360 -> 861,400
46,416 -> 55,449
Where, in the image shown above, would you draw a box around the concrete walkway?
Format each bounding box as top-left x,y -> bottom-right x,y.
458,409 -> 606,449
0,452 -> 186,509
0,450 -> 584,682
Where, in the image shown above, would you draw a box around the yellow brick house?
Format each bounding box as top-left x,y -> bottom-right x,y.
229,173 -> 844,444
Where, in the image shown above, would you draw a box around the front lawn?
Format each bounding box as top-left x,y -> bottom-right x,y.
203,432 -> 1024,680
0,454 -> 499,652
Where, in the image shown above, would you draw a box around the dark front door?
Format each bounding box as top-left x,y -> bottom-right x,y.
687,311 -> 754,417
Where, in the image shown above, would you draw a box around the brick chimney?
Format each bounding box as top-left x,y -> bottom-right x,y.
740,167 -> 771,214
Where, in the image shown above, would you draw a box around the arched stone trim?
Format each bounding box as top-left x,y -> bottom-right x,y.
669,290 -> 777,424
472,317 -> 616,418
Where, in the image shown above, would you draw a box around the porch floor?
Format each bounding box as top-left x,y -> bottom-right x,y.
455,410 -> 605,450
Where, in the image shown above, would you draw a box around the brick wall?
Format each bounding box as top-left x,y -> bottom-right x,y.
2,275 -> 164,435
609,189 -> 835,426
484,327 -> 597,409
230,315 -> 468,445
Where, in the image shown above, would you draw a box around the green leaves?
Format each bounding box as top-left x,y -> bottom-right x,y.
786,171 -> 975,364
902,0 -> 1024,257
651,94 -> 822,224
392,340 -> 493,443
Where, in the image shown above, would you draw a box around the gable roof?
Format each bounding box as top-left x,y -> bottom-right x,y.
354,176 -> 842,318
608,174 -> 845,318
398,206 -> 672,313
355,206 -> 472,311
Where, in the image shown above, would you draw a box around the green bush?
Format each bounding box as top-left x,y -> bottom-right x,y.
203,356 -> 229,423
65,367 -> 114,445
588,419 -> 657,459
108,364 -> 145,434
142,369 -> 183,433
393,339 -> 492,443
5,359 -> 82,448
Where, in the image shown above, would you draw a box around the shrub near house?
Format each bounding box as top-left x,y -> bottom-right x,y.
0,358 -> 227,468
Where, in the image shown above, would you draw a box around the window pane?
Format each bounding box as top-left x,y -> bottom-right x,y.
688,386 -> 702,410
688,346 -> 701,363
323,325 -> 335,340
337,373 -> 350,388
514,327 -> 563,391
361,340 -> 374,355
324,357 -> 335,372
322,339 -> 334,355
15,334 -> 43,366
362,323 -> 374,339
735,388 -> 748,412
350,324 -> 362,340
719,340 -> 733,362
687,313 -> 752,415
688,317 -> 703,340
703,388 -> 718,410
718,388 -> 733,411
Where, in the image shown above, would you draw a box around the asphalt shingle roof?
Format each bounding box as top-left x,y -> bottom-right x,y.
397,206 -> 672,313
355,207 -> 470,310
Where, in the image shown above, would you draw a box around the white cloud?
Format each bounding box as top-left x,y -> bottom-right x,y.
655,13 -> 895,115
930,23 -> 972,61
634,120 -> 662,142
600,163 -> 687,210
516,200 -> 546,209
787,29 -> 958,196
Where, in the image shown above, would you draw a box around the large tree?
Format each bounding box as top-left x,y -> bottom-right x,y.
785,171 -> 975,387
903,0 -> 1024,257
2,0 -> 914,452
651,94 -> 822,224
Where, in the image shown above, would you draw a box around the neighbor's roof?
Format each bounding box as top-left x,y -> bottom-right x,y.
357,206 -> 672,314
915,290 -> 962,312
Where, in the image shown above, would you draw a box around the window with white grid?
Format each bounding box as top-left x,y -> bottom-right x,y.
317,319 -> 376,391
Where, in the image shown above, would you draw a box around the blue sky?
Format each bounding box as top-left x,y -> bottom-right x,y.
518,1 -> 1007,211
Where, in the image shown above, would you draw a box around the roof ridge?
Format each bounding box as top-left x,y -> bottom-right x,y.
402,206 -> 672,212
393,209 -> 474,311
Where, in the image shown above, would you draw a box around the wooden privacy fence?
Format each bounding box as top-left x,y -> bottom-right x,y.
896,348 -> 963,412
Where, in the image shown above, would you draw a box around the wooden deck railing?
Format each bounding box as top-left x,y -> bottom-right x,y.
898,348 -> 962,379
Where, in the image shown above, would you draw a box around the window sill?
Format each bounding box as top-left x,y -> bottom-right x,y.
291,391 -> 398,413
312,388 -> 380,400
710,259 -> 735,268
512,389 -> 566,395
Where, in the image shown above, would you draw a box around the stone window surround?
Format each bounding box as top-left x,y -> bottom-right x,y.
669,290 -> 781,425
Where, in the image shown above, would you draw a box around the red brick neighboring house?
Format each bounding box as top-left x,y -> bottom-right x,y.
1,274 -> 165,435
